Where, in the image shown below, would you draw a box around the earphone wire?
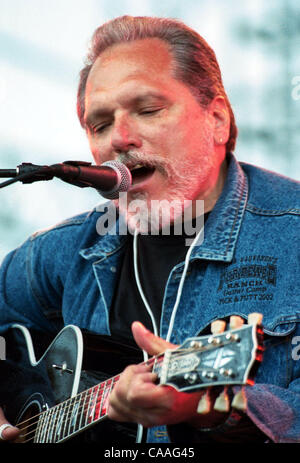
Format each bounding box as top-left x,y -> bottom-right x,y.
132,222 -> 204,442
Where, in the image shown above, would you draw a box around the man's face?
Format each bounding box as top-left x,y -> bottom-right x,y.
84,38 -> 227,229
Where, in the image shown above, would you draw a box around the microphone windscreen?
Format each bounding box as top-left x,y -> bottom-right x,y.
98,160 -> 132,199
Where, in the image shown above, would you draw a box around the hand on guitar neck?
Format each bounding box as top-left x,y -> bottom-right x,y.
108,314 -> 263,429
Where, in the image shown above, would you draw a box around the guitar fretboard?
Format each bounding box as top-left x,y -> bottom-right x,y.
33,356 -> 163,443
34,375 -> 119,443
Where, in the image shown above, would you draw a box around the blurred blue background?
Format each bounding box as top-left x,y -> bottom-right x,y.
0,0 -> 299,261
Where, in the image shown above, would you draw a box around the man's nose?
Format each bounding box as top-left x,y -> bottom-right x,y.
111,114 -> 142,153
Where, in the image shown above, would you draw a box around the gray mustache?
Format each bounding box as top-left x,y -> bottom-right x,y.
117,152 -> 169,176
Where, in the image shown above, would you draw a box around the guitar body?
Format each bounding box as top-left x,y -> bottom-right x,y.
5,324 -> 141,443
12,324 -> 83,443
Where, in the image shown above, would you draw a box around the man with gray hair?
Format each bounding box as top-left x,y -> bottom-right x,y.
0,16 -> 299,443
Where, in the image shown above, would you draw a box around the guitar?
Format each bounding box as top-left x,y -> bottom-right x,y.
7,321 -> 263,443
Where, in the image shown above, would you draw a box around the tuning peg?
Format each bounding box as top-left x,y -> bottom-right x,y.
229,316 -> 244,330
213,389 -> 230,412
248,312 -> 263,325
197,390 -> 211,414
211,320 -> 226,335
232,389 -> 247,411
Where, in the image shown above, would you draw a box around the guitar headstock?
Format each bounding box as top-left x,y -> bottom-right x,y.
154,321 -> 263,392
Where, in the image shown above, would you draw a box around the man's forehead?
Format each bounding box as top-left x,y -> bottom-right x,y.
87,38 -> 174,86
95,37 -> 172,64
84,39 -> 178,115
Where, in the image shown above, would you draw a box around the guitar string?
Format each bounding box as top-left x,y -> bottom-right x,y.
20,378 -> 123,444
18,382 -> 114,442
16,376 -> 118,428
19,373 -> 147,443
18,379 -> 123,443
15,353 -> 165,442
19,390 -> 110,443
16,338 -> 234,442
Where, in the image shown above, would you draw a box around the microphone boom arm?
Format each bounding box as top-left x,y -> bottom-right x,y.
0,161 -> 130,198
0,161 -> 102,189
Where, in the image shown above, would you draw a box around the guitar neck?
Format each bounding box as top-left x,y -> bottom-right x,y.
29,321 -> 262,443
34,356 -> 161,443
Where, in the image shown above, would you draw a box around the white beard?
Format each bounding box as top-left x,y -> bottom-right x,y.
115,124 -> 214,235
118,193 -> 195,235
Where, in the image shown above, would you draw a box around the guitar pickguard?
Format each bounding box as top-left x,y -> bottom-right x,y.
12,324 -> 83,404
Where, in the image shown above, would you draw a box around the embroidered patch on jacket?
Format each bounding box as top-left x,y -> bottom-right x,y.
217,255 -> 278,305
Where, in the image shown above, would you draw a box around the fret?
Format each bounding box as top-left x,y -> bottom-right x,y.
58,401 -> 71,442
34,413 -> 44,443
93,383 -> 104,422
59,397 -> 73,442
97,381 -> 107,421
99,378 -> 113,418
70,395 -> 81,435
69,395 -> 82,438
43,405 -> 58,443
84,387 -> 93,428
51,405 -> 63,443
33,369 -> 150,443
66,396 -> 77,438
53,403 -> 65,442
41,410 -> 50,443
85,388 -> 93,426
45,407 -> 56,443
60,395 -> 73,441
86,384 -> 100,425
79,388 -> 90,430
37,408 -> 50,443
33,368 -> 149,443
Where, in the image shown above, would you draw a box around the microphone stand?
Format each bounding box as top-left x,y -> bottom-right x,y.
0,161 -> 93,189
0,164 -> 54,188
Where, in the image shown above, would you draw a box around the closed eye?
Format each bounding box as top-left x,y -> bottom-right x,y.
139,107 -> 163,115
93,122 -> 111,134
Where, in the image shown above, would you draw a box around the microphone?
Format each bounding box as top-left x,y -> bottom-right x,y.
53,160 -> 132,199
0,160 -> 132,199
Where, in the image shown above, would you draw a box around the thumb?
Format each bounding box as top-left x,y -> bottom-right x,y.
131,322 -> 177,356
0,407 -> 20,441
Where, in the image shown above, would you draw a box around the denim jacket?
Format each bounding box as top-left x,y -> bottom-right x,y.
0,153 -> 299,443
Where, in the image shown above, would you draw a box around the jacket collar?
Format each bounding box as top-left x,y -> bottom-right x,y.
80,153 -> 248,263
190,152 -> 248,262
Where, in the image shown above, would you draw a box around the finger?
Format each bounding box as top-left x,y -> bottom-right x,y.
108,374 -> 170,424
131,322 -> 177,356
0,408 -> 20,441
109,365 -> 157,406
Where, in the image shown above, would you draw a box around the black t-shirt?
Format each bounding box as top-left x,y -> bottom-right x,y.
110,215 -> 208,345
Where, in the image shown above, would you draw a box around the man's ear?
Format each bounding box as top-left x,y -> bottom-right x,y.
209,96 -> 230,146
